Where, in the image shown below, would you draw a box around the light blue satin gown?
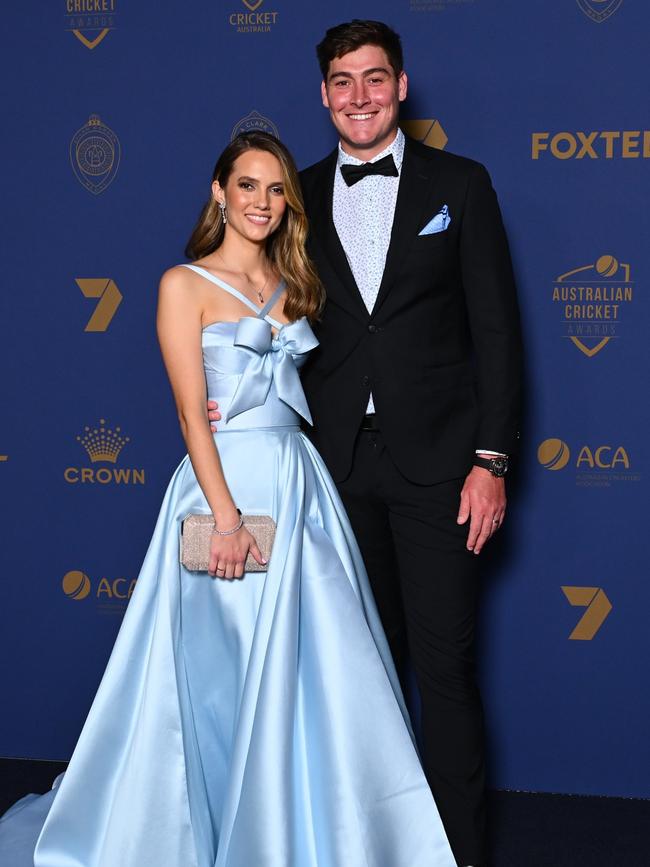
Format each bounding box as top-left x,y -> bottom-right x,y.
0,265 -> 455,867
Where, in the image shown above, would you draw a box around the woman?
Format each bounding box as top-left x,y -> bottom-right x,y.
0,132 -> 454,866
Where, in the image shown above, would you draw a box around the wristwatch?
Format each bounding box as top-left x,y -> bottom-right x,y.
473,455 -> 509,477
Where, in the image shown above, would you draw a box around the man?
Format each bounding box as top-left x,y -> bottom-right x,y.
299,20 -> 521,867
210,19 -> 521,866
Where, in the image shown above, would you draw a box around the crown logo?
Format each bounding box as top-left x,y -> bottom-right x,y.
77,419 -> 130,463
88,114 -> 103,127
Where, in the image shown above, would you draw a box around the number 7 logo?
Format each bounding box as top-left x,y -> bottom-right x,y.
561,586 -> 612,640
76,278 -> 122,331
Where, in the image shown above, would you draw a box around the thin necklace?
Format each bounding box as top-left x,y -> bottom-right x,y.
216,251 -> 270,304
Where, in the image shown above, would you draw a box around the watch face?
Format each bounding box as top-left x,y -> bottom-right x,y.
491,457 -> 508,476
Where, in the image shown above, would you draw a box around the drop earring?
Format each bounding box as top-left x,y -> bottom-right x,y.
218,201 -> 227,224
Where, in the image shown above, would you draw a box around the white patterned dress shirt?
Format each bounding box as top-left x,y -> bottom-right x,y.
333,129 -> 405,413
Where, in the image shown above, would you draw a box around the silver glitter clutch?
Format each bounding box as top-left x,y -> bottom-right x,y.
180,513 -> 276,572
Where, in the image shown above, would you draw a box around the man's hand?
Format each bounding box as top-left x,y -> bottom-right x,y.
207,400 -> 221,432
457,466 -> 507,555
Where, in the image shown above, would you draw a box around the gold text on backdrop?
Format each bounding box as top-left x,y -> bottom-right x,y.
538,438 -> 638,487
64,419 -> 145,485
228,0 -> 278,32
62,570 -> 136,614
552,256 -> 633,357
65,0 -> 117,50
532,130 -> 650,160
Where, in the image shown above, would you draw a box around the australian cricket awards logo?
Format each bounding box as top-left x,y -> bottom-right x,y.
576,0 -> 623,23
64,1 -> 117,50
552,255 -> 633,357
70,115 -> 121,195
62,568 -> 136,615
401,119 -> 448,150
231,110 -> 279,140
64,419 -> 145,485
228,0 -> 278,33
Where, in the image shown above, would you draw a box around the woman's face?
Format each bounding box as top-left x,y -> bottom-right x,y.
213,149 -> 287,244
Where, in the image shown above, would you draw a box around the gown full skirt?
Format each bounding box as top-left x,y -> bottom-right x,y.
0,280 -> 455,867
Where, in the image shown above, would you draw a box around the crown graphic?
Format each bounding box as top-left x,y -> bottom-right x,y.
77,419 -> 130,463
88,114 -> 103,127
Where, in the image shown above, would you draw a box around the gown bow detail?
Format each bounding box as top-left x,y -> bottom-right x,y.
0,280 -> 456,867
226,316 -> 319,424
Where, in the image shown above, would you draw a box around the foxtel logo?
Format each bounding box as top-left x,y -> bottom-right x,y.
532,130 -> 650,160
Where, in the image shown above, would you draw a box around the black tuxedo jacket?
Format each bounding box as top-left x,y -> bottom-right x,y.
299,136 -> 522,485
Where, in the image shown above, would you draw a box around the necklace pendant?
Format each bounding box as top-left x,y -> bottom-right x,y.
257,290 -> 264,304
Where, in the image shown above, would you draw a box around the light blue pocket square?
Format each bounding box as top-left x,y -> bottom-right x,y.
419,205 -> 451,235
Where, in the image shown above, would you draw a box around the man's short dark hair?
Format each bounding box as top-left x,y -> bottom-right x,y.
316,20 -> 404,81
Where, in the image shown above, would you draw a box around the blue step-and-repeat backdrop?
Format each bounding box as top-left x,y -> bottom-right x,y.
1,1 -> 648,798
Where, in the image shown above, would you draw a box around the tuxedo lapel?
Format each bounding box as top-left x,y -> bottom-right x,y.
305,152 -> 369,322
372,138 -> 441,316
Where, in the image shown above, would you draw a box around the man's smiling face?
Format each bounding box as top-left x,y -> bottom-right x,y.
321,44 -> 408,161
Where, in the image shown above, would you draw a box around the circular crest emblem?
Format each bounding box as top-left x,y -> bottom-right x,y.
576,0 -> 623,23
231,110 -> 279,140
70,115 -> 121,195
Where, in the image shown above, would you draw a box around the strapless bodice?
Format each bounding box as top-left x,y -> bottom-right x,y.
202,316 -> 318,431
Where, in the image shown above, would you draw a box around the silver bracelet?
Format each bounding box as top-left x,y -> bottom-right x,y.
212,510 -> 243,536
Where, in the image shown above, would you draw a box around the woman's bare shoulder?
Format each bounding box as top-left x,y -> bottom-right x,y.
159,263 -> 195,288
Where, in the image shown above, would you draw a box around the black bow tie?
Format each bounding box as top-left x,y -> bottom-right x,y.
340,154 -> 399,187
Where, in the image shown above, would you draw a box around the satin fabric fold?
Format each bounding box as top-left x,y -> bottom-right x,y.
227,317 -> 318,424
0,319 -> 455,867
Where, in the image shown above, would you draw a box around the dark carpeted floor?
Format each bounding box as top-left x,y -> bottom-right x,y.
1,758 -> 647,866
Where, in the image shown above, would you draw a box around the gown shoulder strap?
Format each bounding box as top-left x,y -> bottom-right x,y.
180,264 -> 260,315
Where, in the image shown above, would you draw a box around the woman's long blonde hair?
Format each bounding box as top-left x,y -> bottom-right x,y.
185,132 -> 324,322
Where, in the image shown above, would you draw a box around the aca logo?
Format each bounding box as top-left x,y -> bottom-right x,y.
70,115 -> 121,195
551,255 -> 633,357
576,0 -> 623,24
64,419 -> 145,485
64,0 -> 117,50
62,569 -> 136,613
537,438 -> 571,471
561,586 -> 612,640
76,278 -> 122,331
62,570 -> 91,600
401,119 -> 448,150
231,110 -> 279,140
228,0 -> 278,33
537,438 -> 639,487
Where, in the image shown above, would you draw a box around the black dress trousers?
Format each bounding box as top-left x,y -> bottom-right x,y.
336,429 -> 487,867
